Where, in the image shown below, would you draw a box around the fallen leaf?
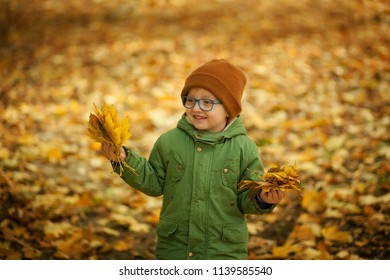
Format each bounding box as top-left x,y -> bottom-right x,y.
272,241 -> 303,259
23,247 -> 42,259
301,190 -> 327,214
321,226 -> 353,243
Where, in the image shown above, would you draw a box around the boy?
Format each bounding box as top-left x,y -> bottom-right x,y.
101,59 -> 285,259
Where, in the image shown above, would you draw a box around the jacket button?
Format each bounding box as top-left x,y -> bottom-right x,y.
196,147 -> 202,152
188,252 -> 194,257
178,164 -> 183,170
223,168 -> 229,174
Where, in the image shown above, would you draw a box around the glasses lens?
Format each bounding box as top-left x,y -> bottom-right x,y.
200,99 -> 213,111
183,96 -> 194,108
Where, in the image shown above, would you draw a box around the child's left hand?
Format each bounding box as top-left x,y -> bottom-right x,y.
260,189 -> 286,204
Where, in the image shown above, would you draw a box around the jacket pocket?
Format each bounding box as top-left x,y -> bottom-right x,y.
221,158 -> 240,187
156,220 -> 178,237
221,224 -> 248,243
156,220 -> 189,259
166,151 -> 185,183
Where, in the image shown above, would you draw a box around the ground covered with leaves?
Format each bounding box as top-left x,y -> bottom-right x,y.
0,0 -> 389,260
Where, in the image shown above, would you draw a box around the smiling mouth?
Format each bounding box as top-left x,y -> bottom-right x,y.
193,115 -> 207,120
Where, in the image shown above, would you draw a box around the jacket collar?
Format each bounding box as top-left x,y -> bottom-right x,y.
177,113 -> 247,144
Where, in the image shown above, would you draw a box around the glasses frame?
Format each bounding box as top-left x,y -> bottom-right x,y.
182,96 -> 222,112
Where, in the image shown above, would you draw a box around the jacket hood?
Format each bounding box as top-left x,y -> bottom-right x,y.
177,113 -> 247,144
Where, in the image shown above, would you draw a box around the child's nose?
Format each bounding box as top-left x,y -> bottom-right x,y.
192,100 -> 202,111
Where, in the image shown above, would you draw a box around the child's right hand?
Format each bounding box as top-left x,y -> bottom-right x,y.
259,189 -> 286,204
101,142 -> 126,162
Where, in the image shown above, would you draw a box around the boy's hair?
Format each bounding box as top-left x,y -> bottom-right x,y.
181,59 -> 246,121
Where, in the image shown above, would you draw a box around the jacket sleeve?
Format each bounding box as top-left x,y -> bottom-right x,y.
112,141 -> 165,197
236,141 -> 276,214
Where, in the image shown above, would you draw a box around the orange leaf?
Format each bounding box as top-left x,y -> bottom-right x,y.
321,226 -> 353,243
301,190 -> 327,214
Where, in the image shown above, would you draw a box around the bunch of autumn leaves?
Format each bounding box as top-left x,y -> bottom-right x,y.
238,164 -> 301,198
87,104 -> 301,193
87,104 -> 136,175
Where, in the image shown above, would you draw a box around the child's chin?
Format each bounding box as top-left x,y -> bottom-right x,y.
193,123 -> 209,131
194,125 -> 205,131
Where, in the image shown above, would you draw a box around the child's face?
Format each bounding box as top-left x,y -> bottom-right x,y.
185,88 -> 228,132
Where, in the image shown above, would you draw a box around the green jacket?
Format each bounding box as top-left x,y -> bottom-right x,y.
116,114 -> 275,260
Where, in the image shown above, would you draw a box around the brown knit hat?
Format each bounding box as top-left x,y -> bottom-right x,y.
181,59 -> 247,121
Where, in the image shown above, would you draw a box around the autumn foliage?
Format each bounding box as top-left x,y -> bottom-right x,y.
87,104 -> 135,175
239,164 -> 301,199
0,0 -> 389,260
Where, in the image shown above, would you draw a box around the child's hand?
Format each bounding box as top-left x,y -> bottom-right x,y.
101,142 -> 126,161
260,189 -> 286,204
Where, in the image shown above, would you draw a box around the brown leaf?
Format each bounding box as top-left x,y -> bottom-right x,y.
23,247 -> 42,259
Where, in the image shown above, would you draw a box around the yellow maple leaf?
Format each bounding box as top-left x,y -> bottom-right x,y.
88,114 -> 107,143
120,116 -> 132,144
87,103 -> 136,175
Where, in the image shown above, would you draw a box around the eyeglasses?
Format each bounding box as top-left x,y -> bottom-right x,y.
182,96 -> 222,112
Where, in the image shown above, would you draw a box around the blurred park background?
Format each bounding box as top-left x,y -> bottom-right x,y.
0,0 -> 389,259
